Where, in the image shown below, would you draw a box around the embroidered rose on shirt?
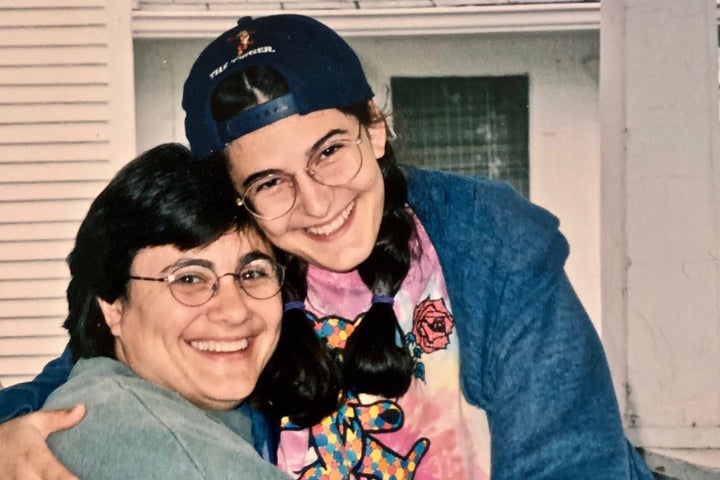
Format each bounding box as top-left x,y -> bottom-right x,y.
411,297 -> 454,354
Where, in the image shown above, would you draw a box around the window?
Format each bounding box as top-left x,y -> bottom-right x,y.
391,76 -> 529,197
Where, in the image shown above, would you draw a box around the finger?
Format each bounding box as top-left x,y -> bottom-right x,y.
29,404 -> 86,438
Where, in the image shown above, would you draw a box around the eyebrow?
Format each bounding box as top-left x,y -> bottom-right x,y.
160,250 -> 274,275
237,251 -> 274,269
241,127 -> 351,189
160,258 -> 214,275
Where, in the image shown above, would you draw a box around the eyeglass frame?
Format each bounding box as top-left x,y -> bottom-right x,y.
128,255 -> 285,307
236,120 -> 365,220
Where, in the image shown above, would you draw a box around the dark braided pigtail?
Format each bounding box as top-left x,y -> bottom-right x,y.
341,146 -> 417,398
249,250 -> 343,427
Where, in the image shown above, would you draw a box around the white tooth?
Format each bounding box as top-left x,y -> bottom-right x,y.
307,202 -> 353,236
191,339 -> 249,352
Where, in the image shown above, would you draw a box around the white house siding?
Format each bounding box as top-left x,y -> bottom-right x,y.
0,0 -> 135,387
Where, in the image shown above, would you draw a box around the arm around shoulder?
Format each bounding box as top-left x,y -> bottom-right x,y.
0,345 -> 80,480
44,359 -> 291,480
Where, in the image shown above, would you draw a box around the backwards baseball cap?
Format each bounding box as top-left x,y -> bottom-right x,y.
182,14 -> 374,159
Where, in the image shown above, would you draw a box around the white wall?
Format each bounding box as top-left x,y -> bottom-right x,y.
134,30 -> 603,331
600,0 -> 720,449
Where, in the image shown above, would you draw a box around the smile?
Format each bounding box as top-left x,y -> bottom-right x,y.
306,201 -> 354,236
190,339 -> 249,353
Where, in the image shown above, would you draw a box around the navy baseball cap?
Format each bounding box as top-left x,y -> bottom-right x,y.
182,14 -> 374,159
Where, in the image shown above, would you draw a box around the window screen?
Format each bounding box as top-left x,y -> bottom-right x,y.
391,76 -> 529,197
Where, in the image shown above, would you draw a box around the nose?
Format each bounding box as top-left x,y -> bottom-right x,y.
294,171 -> 333,218
208,276 -> 252,326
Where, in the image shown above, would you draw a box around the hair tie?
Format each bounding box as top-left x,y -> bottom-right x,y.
371,295 -> 394,305
283,301 -> 305,312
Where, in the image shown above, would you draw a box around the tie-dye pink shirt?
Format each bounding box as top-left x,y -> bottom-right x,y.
277,215 -> 491,480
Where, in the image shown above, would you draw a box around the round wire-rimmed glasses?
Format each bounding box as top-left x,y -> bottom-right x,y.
237,121 -> 364,220
129,255 -> 285,307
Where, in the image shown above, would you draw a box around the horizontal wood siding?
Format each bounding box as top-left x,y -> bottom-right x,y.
0,0 -> 134,387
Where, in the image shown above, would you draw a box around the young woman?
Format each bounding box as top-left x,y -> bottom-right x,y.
0,15 -> 653,480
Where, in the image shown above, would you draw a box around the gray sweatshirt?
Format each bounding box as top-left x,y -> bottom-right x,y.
43,357 -> 291,480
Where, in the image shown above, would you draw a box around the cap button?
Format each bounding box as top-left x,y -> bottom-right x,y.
237,16 -> 253,26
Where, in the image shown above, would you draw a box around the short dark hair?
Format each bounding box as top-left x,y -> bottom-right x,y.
64,143 -> 243,361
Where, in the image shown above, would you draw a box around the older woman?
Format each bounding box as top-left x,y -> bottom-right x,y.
37,143 -> 298,479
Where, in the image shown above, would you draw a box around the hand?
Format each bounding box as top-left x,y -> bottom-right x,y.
0,405 -> 85,480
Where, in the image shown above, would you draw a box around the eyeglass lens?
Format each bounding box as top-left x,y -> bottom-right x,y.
242,127 -> 363,219
167,258 -> 283,306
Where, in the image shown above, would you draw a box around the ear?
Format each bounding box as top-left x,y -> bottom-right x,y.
366,100 -> 387,160
97,297 -> 124,337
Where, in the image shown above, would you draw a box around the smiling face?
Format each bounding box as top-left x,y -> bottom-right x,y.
99,229 -> 282,410
224,108 -> 387,272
